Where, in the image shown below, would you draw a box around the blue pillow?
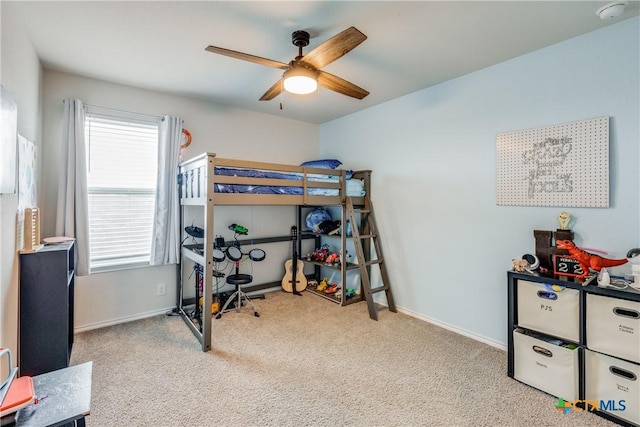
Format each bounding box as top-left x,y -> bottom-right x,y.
306,208 -> 332,231
300,159 -> 342,169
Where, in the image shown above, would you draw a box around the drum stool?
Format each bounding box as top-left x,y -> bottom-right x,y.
215,273 -> 260,318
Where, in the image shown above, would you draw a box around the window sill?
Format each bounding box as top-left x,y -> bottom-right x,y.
90,259 -> 151,274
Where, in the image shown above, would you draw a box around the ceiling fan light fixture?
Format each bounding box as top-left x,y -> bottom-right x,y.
206,26 -> 368,101
283,67 -> 318,95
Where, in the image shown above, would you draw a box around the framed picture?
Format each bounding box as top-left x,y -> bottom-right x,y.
1,86 -> 18,194
496,117 -> 609,207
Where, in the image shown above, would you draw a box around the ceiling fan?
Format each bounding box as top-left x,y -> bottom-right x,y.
205,27 -> 369,101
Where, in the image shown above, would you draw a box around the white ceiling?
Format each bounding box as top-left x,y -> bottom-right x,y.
7,1 -> 639,124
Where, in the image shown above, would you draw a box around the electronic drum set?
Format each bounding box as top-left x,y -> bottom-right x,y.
186,225 -> 266,321
213,246 -> 266,264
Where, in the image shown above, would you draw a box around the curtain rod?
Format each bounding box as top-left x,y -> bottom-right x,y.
62,99 -> 162,121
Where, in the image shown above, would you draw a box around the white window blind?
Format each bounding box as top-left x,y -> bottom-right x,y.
85,107 -> 159,271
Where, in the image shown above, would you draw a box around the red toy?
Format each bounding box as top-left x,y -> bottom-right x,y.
326,253 -> 340,264
308,245 -> 330,262
556,240 -> 628,278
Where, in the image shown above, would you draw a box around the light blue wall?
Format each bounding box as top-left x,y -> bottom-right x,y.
319,17 -> 640,347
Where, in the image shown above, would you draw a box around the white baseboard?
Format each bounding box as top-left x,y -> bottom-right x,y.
74,306 -> 176,333
394,305 -> 507,351
371,294 -> 507,351
73,289 -> 282,334
77,297 -> 507,352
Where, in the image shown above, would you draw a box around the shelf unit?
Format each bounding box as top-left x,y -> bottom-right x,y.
298,209 -> 365,307
19,240 -> 75,377
296,197 -> 395,320
508,271 -> 640,427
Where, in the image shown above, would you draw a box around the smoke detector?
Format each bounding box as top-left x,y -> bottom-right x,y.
596,1 -> 628,20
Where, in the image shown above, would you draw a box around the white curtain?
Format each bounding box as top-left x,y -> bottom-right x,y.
56,98 -> 90,276
150,116 -> 182,265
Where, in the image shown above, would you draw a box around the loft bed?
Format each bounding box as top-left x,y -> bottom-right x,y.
177,152 -> 371,351
178,152 -> 369,207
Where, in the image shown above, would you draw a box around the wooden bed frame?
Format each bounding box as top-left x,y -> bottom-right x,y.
178,152 -> 369,207
177,152 -> 371,351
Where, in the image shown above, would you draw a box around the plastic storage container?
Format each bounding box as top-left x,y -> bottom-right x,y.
585,349 -> 639,426
517,279 -> 580,342
513,328 -> 579,401
586,293 -> 640,364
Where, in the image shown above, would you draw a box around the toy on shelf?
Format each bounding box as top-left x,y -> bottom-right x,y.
626,248 -> 640,290
324,284 -> 340,294
325,252 -> 340,266
512,259 -> 530,273
316,277 -> 328,292
511,254 -> 540,274
304,244 -> 345,268
306,244 -> 331,262
555,240 -> 628,279
557,211 -> 572,230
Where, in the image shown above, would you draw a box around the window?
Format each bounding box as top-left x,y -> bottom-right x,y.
85,106 -> 159,271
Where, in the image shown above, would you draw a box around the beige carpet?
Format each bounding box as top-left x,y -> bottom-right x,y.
70,290 -> 616,426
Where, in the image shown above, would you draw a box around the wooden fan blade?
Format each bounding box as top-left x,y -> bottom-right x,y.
317,71 -> 369,99
301,27 -> 367,70
205,45 -> 289,70
259,79 -> 283,101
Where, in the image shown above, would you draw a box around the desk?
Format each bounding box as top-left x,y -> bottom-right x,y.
1,362 -> 92,427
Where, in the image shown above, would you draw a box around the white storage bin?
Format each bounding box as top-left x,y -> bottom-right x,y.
517,279 -> 580,342
513,328 -> 579,401
585,349 -> 640,426
587,294 -> 640,364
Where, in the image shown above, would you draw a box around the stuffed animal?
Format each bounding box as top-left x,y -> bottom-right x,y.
512,259 -> 530,273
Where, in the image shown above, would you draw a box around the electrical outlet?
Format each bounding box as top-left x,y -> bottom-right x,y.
156,283 -> 166,296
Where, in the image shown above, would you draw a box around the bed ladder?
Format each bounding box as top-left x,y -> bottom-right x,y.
346,196 -> 397,320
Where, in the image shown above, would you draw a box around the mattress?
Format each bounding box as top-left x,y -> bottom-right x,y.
213,167 -> 365,196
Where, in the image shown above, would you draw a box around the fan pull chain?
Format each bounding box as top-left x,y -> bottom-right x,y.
279,79 -> 284,110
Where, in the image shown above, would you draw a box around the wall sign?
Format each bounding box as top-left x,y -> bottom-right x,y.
496,117 -> 609,207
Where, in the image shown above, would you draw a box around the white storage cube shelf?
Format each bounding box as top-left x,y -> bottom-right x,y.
513,329 -> 579,401
587,294 -> 640,364
585,349 -> 640,426
517,279 -> 580,342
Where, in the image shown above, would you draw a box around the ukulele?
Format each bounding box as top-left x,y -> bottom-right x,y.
281,226 -> 307,294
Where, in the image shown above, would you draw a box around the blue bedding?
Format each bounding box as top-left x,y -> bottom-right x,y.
213,167 -> 364,196
214,167 -> 353,180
